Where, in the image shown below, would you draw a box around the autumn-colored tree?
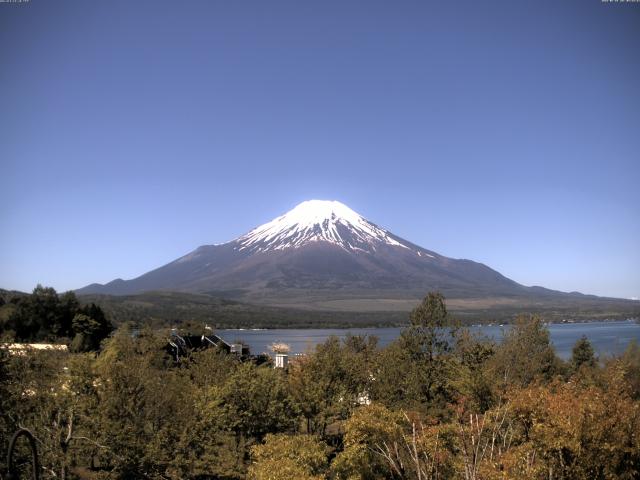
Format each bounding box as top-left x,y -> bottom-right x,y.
373,413 -> 456,480
497,381 -> 640,479
2,316 -> 639,480
248,433 -> 330,480
331,403 -> 403,479
604,339 -> 640,400
453,400 -> 513,480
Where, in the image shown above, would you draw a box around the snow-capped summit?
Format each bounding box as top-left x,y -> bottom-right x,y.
76,198 -> 633,318
236,200 -> 410,253
77,199 -> 534,304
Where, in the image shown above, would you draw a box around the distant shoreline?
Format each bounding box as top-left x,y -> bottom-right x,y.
218,317 -> 640,331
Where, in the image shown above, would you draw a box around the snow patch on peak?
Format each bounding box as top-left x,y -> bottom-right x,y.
282,200 -> 365,226
235,200 -> 412,253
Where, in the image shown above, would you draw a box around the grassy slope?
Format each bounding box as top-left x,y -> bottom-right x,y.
78,291 -> 408,329
79,290 -> 640,329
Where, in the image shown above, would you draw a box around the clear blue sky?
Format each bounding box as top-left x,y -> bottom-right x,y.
1,0 -> 638,299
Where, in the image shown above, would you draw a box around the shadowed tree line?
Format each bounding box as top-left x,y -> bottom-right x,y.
1,292 -> 639,479
0,285 -> 113,352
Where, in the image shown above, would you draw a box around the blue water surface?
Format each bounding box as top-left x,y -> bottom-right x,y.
218,320 -> 640,359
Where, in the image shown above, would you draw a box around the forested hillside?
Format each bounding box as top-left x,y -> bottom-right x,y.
3,286 -> 638,336
78,291 -> 408,329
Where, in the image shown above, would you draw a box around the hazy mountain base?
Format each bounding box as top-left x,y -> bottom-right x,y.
78,290 -> 640,329
78,291 -> 406,329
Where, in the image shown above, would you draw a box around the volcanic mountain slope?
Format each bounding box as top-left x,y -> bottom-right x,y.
77,200 -> 598,308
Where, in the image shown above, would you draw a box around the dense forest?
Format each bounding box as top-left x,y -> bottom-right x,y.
1,292 -> 639,479
0,286 -> 113,352
77,291 -> 409,329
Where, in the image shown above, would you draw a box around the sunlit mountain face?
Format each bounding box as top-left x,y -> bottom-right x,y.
77,200 -> 581,307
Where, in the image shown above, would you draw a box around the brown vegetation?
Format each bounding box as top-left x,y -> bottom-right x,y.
1,293 -> 639,479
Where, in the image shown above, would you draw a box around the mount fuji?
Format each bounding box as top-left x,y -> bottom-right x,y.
77,200 -> 600,309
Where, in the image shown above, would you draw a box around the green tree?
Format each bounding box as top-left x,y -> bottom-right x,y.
69,308 -> 113,352
489,314 -> 561,388
571,335 -> 596,371
172,393 -> 243,479
1,346 -> 103,480
29,285 -> 61,339
57,291 -> 80,337
1,286 -> 110,345
184,345 -> 239,387
453,329 -> 496,412
174,361 -> 298,478
373,292 -> 457,415
5,291 -> 48,340
70,314 -> 99,352
0,344 -> 11,462
93,327 -> 192,478
169,350 -> 243,478
0,302 -> 18,340
214,362 -> 298,440
289,335 -> 376,435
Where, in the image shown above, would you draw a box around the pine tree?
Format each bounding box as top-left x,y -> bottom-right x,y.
571,335 -> 596,371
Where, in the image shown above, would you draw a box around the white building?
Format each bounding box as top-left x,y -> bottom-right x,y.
274,352 -> 288,368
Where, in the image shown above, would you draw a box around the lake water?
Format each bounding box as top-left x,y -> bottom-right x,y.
218,320 -> 640,359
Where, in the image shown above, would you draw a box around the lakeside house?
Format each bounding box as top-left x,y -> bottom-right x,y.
167,331 -> 249,361
166,331 -> 275,366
